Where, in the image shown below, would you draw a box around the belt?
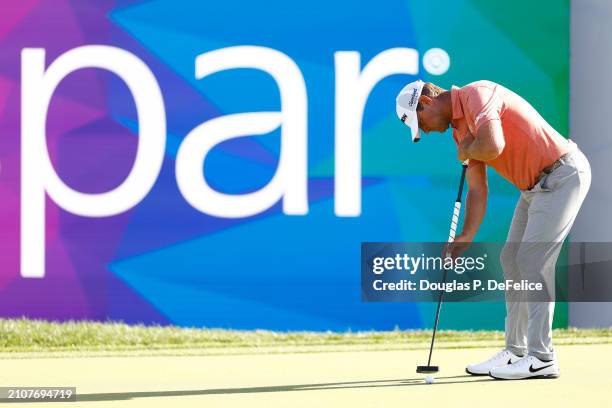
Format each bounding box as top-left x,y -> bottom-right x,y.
530,152 -> 572,190
542,152 -> 570,174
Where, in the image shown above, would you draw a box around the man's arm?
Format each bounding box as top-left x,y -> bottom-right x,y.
447,161 -> 488,257
461,161 -> 488,239
458,121 -> 505,162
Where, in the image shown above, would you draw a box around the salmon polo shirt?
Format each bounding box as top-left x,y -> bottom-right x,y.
450,81 -> 570,190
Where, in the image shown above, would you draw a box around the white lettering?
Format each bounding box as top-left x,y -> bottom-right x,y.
21,45 -> 166,278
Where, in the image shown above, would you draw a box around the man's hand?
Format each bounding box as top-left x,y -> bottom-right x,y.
458,131 -> 475,162
444,233 -> 474,259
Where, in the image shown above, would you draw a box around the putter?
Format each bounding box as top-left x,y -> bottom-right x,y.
417,161 -> 468,374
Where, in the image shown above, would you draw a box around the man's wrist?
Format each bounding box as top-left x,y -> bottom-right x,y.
459,231 -> 476,241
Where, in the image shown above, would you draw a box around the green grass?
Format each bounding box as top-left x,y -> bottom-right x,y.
0,319 -> 610,354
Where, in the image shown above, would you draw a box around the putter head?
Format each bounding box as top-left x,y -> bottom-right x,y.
416,365 -> 439,373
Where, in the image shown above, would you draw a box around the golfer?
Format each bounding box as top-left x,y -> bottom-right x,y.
395,80 -> 591,380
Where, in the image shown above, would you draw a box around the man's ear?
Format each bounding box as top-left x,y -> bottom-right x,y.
419,94 -> 433,106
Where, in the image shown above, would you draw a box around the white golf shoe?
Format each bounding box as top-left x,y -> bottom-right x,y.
465,349 -> 522,376
489,355 -> 560,380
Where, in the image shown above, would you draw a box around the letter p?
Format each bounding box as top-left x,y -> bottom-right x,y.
20,46 -> 166,278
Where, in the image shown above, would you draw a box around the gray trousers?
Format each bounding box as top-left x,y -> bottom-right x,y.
500,143 -> 591,360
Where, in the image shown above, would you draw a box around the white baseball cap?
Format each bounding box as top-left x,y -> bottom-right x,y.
396,80 -> 425,142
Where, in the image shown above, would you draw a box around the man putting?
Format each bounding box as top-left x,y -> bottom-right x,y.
395,80 -> 591,380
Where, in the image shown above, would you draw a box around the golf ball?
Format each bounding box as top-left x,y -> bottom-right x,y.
424,376 -> 435,384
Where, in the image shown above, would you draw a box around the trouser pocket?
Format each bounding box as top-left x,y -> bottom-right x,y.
540,164 -> 578,192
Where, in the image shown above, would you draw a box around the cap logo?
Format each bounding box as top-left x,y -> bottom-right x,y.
400,113 -> 407,123
408,87 -> 419,108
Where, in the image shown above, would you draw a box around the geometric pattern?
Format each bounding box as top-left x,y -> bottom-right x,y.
0,0 -> 568,329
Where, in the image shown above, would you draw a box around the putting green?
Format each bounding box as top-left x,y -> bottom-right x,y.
1,343 -> 610,407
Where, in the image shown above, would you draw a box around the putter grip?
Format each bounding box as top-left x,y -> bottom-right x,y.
447,201 -> 461,244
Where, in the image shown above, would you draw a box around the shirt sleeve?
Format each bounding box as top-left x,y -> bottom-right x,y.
465,86 -> 502,134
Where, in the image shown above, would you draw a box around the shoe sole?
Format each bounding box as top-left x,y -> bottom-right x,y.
466,361 -> 522,376
489,372 -> 560,380
465,368 -> 489,376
